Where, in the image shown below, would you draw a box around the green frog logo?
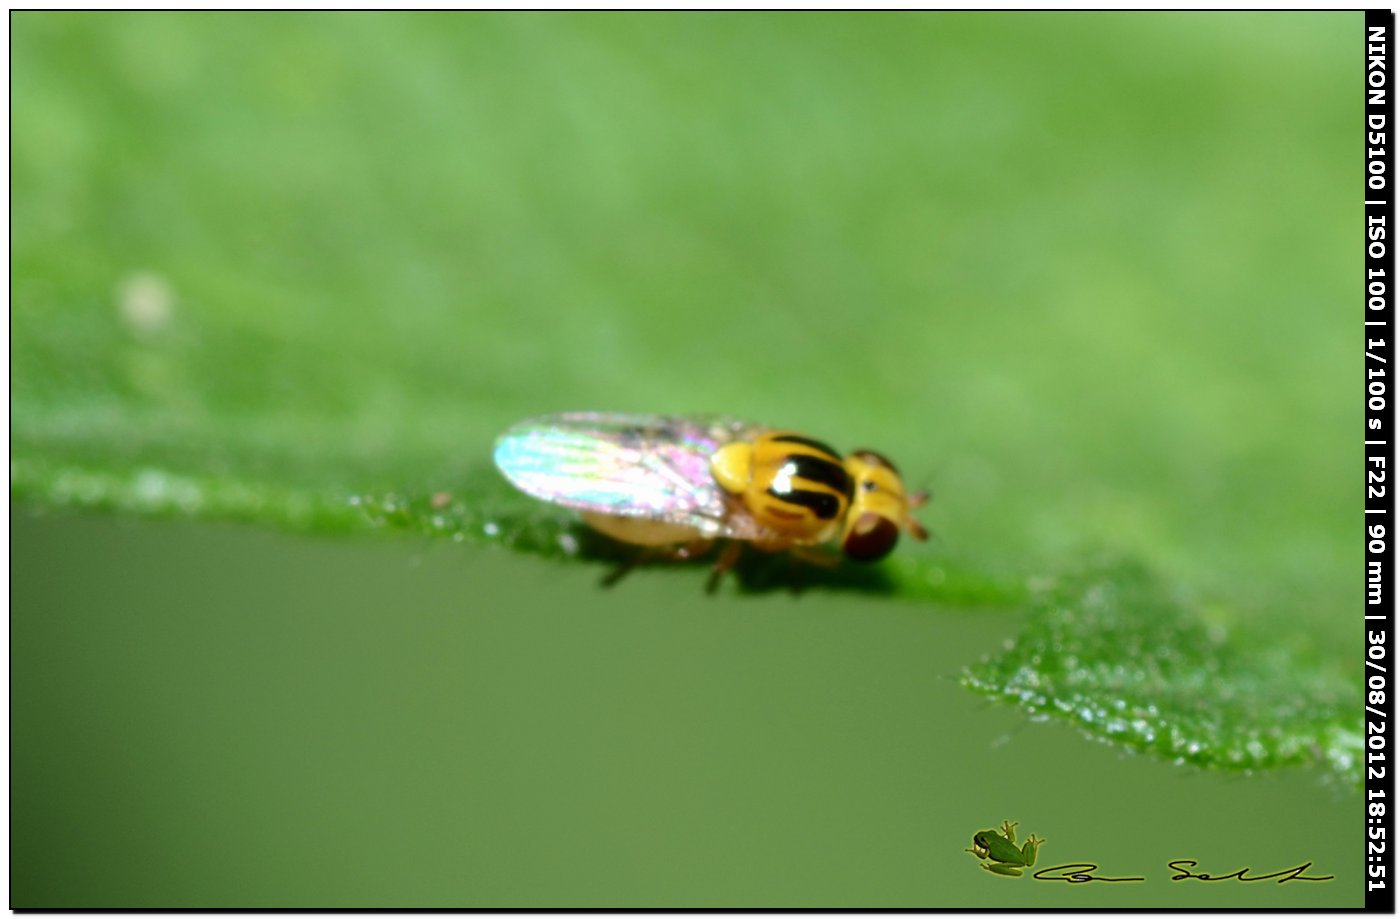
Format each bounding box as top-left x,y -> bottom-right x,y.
965,820 -> 1044,877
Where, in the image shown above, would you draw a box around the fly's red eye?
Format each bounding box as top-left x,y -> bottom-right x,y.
842,513 -> 899,563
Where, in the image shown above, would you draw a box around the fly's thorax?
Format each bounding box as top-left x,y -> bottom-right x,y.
711,432 -> 853,540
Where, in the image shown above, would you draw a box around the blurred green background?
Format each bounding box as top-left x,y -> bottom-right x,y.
12,11 -> 1360,907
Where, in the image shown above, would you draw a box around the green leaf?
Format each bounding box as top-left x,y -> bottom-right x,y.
12,13 -> 1358,786
963,559 -> 1362,787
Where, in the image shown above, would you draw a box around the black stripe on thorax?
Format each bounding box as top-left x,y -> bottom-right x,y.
765,487 -> 841,521
770,434 -> 842,461
781,452 -> 853,499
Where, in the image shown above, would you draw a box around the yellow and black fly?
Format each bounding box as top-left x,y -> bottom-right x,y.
494,412 -> 929,584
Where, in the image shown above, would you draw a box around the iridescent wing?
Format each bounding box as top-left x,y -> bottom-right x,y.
493,412 -> 772,539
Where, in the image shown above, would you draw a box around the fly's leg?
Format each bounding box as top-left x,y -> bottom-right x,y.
601,539 -> 715,589
782,544 -> 840,594
600,556 -> 641,588
706,541 -> 744,594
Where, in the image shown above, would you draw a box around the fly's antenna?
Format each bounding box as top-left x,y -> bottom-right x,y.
907,488 -> 932,541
